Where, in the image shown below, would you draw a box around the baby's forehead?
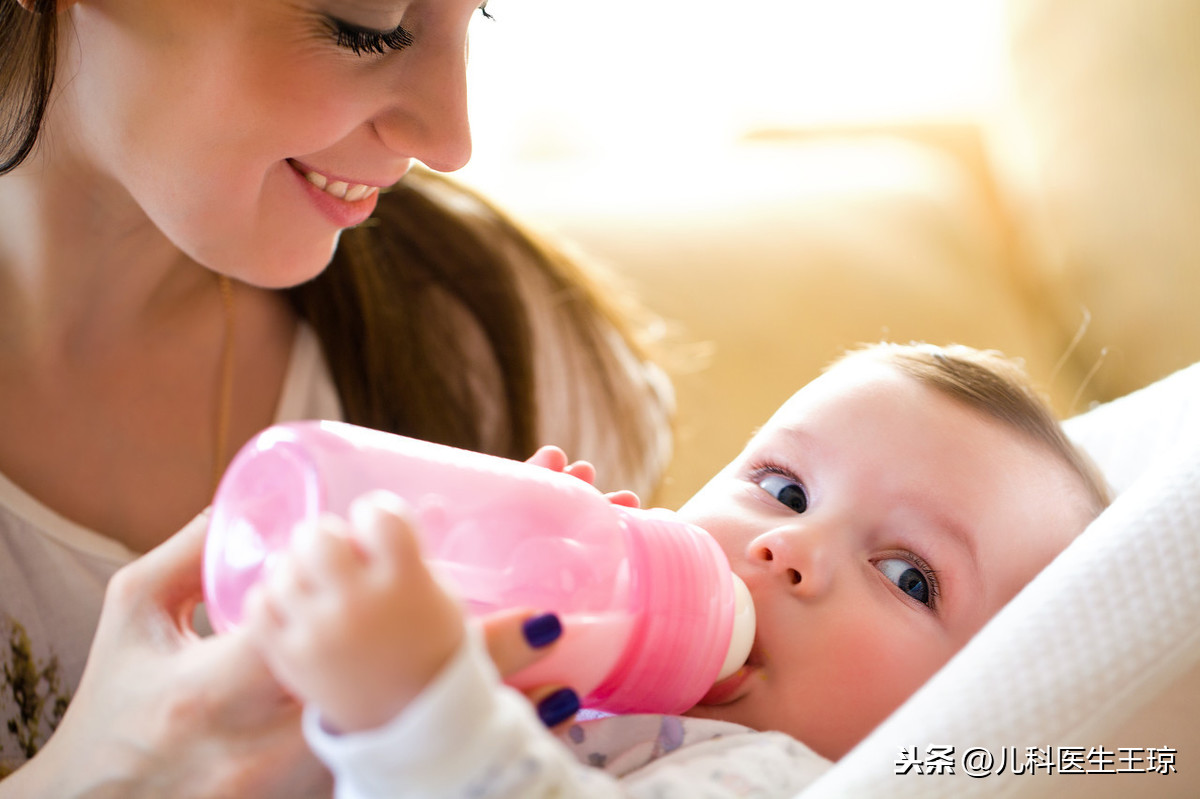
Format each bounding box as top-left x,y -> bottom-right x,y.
766,359 -> 922,421
758,362 -> 1096,542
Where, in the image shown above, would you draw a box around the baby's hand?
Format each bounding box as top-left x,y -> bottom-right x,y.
244,490 -> 464,734
526,445 -> 641,508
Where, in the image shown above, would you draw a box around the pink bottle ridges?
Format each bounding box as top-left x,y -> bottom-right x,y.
203,421 -> 755,715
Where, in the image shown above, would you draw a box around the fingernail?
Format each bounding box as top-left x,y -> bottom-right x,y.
537,688 -> 580,727
522,613 -> 562,649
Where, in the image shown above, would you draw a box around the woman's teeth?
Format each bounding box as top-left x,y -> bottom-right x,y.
303,169 -> 377,202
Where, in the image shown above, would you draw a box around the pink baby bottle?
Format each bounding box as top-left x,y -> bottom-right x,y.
203,420 -> 756,715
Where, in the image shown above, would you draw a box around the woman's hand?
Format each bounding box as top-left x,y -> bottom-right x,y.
480,608 -> 580,731
2,512 -> 332,799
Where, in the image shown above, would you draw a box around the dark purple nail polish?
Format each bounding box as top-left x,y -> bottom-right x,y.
537,688 -> 580,727
522,613 -> 562,649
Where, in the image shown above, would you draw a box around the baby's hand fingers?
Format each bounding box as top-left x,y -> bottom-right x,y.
562,459 -> 596,485
288,514 -> 362,587
525,445 -> 568,472
526,447 -> 598,486
346,490 -> 425,577
604,490 -> 641,508
249,514 -> 360,632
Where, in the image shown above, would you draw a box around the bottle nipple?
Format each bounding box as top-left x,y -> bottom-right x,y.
715,573 -> 756,681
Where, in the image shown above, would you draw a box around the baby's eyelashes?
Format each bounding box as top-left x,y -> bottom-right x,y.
875,553 -> 940,610
752,467 -> 809,514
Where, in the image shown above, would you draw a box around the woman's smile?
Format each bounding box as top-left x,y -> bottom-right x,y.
286,158 -> 393,228
287,158 -> 391,202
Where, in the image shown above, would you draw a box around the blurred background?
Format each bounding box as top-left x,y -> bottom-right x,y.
463,0 -> 1004,165
455,0 -> 1200,510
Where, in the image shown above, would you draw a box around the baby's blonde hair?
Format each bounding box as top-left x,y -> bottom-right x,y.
839,343 -> 1112,517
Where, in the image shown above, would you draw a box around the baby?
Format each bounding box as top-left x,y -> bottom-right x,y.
244,342 -> 1110,798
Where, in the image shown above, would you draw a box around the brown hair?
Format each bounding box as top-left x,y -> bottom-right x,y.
843,342 -> 1111,515
287,168 -> 666,470
0,0 -> 57,175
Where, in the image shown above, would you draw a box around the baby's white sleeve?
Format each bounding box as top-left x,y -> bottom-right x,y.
302,624 -> 623,799
303,625 -> 830,799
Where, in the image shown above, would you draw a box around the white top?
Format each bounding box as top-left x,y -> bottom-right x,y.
305,625 -> 832,799
0,323 -> 341,776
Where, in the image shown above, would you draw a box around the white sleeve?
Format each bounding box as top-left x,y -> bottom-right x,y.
303,624 -> 623,799
304,626 -> 828,799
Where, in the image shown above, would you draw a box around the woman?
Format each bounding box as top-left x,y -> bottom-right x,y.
0,0 -> 672,794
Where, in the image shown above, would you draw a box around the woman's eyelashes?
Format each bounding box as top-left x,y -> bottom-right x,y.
753,466 -> 808,514
324,4 -> 495,57
876,555 -> 940,609
326,17 -> 415,56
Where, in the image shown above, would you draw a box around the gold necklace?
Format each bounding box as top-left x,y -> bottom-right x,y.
213,272 -> 235,494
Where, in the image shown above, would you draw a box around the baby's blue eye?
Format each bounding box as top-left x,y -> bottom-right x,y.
877,558 -> 931,605
758,473 -> 808,514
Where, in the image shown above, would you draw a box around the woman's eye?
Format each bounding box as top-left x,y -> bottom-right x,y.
877,558 -> 932,606
479,1 -> 494,18
328,19 -> 415,56
757,472 -> 808,514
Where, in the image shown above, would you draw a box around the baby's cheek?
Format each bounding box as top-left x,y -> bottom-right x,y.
808,619 -> 951,754
863,617 -> 948,689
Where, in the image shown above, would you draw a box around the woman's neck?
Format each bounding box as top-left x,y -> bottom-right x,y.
0,148 -> 298,550
0,147 -> 213,365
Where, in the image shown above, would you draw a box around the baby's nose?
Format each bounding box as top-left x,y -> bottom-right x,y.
757,544 -> 803,585
746,527 -> 831,596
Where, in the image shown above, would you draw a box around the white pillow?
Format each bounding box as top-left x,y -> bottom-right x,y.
799,362 -> 1200,797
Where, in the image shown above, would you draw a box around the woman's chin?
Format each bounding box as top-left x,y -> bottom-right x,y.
219,233 -> 342,289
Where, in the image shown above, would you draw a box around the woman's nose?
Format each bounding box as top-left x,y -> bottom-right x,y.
373,35 -> 473,172
745,527 -> 831,597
